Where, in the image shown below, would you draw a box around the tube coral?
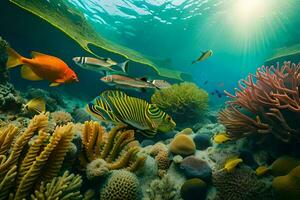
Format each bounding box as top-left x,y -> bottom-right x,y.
219,62 -> 300,143
151,82 -> 208,128
80,121 -> 146,177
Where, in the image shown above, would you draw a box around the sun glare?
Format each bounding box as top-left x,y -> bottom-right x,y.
234,0 -> 268,27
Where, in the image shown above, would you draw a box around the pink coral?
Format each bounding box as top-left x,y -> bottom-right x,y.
219,62 -> 300,143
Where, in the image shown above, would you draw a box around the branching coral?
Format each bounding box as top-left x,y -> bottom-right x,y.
0,113 -> 77,200
31,170 -> 83,200
80,121 -> 146,177
219,62 -> 300,143
151,82 -> 208,128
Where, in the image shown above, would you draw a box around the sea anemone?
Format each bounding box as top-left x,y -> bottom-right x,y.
219,62 -> 300,143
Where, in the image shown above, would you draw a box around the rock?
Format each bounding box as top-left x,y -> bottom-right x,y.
169,134 -> 196,156
273,165 -> 300,200
180,155 -> 212,182
239,150 -> 258,169
178,128 -> 193,135
271,156 -> 300,176
193,134 -> 212,150
180,178 -> 208,200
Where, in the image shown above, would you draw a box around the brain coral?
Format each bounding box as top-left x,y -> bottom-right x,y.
213,167 -> 272,200
100,170 -> 140,200
151,82 -> 208,128
86,158 -> 109,180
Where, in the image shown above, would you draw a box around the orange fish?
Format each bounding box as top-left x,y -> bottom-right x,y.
6,47 -> 79,86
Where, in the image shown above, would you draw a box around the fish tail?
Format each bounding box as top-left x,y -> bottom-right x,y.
117,60 -> 129,73
6,47 -> 25,68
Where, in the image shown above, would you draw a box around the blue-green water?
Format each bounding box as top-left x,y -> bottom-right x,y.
68,0 -> 300,94
3,0 -> 300,107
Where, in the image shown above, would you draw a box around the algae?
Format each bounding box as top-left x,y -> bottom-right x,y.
9,0 -> 190,81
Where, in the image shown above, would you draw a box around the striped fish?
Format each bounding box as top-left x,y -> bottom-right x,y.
86,90 -> 176,137
72,56 -> 129,74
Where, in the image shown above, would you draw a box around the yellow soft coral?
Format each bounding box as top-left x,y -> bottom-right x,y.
31,170 -> 83,200
81,121 -> 146,176
151,82 -> 208,128
0,113 -> 77,200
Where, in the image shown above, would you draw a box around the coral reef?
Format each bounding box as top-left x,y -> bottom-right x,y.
30,171 -> 83,200
25,87 -> 66,112
80,121 -> 146,176
219,62 -> 300,143
0,113 -> 76,199
0,37 -> 24,114
180,178 -> 207,200
100,170 -> 140,200
151,82 -> 209,128
169,134 -> 196,156
0,36 -> 9,83
144,174 -> 181,200
213,167 -> 272,200
272,165 -> 300,200
0,83 -> 24,114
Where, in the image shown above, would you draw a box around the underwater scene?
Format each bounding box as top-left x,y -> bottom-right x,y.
0,0 -> 300,199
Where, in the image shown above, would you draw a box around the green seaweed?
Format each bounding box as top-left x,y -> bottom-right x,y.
9,0 -> 190,81
266,43 -> 300,63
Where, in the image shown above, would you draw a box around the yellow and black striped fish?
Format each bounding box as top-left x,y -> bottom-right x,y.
86,90 -> 176,137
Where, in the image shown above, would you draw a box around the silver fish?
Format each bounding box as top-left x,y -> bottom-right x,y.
192,50 -> 213,64
101,74 -> 158,92
73,57 -> 129,74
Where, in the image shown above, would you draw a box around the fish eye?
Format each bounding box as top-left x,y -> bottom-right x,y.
166,116 -> 171,121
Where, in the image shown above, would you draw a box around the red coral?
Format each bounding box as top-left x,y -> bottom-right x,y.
219,62 -> 300,143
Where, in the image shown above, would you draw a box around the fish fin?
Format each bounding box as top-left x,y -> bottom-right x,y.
49,83 -> 61,87
31,51 -> 49,58
6,47 -> 24,68
21,65 -> 43,81
117,60 -> 129,73
26,97 -> 46,113
137,130 -> 156,138
191,60 -> 196,65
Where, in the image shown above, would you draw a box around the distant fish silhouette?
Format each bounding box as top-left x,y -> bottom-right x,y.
192,50 -> 213,64
211,89 -> 224,98
203,80 -> 208,85
218,82 -> 224,87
